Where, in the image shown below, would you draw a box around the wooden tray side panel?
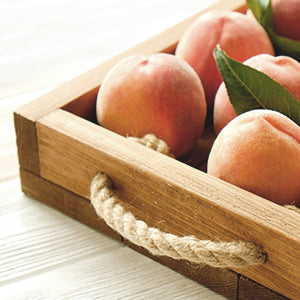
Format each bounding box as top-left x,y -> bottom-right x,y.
35,109 -> 300,299
14,112 -> 40,174
21,167 -> 289,300
19,168 -> 239,300
238,276 -> 290,300
19,168 -> 122,242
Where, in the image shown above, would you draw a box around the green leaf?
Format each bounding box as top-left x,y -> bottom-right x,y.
266,28 -> 300,60
247,0 -> 273,28
213,45 -> 300,126
246,0 -> 300,61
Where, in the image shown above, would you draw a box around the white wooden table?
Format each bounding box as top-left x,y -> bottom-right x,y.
1,1 -> 227,299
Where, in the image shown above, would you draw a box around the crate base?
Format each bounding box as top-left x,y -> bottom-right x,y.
19,168 -> 289,300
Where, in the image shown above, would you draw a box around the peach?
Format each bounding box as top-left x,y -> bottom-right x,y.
207,109 -> 300,207
272,0 -> 300,41
96,53 -> 207,158
248,0 -> 300,41
213,54 -> 300,134
175,10 -> 275,108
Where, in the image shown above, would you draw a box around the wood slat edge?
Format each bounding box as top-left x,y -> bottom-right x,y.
19,169 -> 289,300
12,0 -> 246,174
36,109 -> 300,299
125,240 -> 239,300
238,276 -> 289,300
19,169 -> 240,300
13,0 -> 246,122
19,167 -> 122,242
14,112 -> 40,174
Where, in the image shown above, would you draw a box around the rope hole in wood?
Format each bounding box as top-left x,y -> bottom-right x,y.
90,134 -> 271,269
90,172 -> 267,268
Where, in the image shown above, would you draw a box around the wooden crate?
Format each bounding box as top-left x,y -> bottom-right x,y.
14,0 -> 299,299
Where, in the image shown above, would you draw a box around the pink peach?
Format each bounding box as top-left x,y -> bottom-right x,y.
175,10 -> 274,108
96,53 -> 207,158
272,0 -> 300,41
213,54 -> 300,134
248,0 -> 300,41
207,109 -> 300,207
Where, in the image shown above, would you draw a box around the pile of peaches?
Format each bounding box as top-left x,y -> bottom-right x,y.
96,0 -> 300,208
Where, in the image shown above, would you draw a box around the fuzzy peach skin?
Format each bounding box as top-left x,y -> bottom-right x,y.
175,10 -> 274,108
96,53 -> 207,158
214,54 -> 300,134
207,109 -> 300,207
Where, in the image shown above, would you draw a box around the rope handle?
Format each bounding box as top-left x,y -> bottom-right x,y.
126,134 -> 174,157
89,134 -> 298,269
90,172 -> 267,269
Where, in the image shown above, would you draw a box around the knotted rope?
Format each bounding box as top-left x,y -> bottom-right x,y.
284,205 -> 300,213
126,134 -> 174,157
90,172 -> 267,268
90,133 -> 268,268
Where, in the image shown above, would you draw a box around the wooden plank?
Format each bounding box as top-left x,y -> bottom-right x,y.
13,112 -> 40,174
0,180 -> 122,286
13,0 -> 246,173
15,0 -> 247,120
0,248 -> 228,300
124,241 -> 239,300
238,276 -> 289,300
19,168 -> 236,299
19,168 -> 122,242
35,108 -> 300,299
18,165 -> 289,300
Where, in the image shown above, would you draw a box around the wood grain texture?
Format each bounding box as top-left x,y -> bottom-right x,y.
35,108 -> 300,299
13,113 -> 40,175
11,0 -> 299,298
238,276 -> 289,300
19,168 -> 237,300
1,244 -> 227,300
12,0 -> 245,174
19,168 -> 122,242
3,1 -> 258,299
14,0 -> 246,119
12,0 -> 245,178
1,91 -> 226,300
0,178 -> 121,286
19,166 -> 288,300
0,90 -> 48,182
2,0 -> 225,99
125,241 -> 239,300
2,179 -> 225,300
